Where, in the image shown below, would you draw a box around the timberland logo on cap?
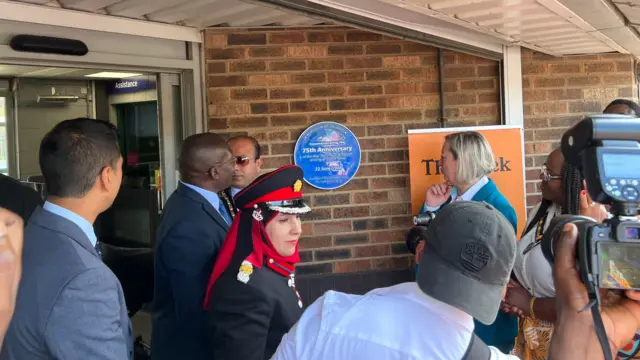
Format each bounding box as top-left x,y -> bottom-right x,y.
460,242 -> 490,273
293,179 -> 302,192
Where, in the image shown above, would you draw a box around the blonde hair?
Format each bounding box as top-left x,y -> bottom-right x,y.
444,131 -> 495,185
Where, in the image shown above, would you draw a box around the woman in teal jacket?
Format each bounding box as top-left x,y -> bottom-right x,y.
412,131 -> 518,353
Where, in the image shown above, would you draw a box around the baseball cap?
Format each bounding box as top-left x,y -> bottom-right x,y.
416,201 -> 516,325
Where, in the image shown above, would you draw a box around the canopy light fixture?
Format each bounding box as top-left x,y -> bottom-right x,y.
85,72 -> 142,78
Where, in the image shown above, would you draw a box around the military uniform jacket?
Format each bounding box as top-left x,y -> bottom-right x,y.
207,258 -> 304,360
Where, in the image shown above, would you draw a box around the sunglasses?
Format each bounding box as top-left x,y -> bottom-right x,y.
540,163 -> 561,182
235,156 -> 255,167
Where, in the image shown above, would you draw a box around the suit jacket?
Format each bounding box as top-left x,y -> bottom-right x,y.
0,207 -> 133,360
0,174 -> 43,222
151,183 -> 233,360
207,261 -> 304,360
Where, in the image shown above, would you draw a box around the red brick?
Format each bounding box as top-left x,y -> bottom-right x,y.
368,150 -> 405,162
308,86 -> 343,98
388,189 -> 410,202
348,85 -> 383,96
248,47 -> 285,58
291,100 -> 327,112
270,88 -> 305,99
209,75 -> 247,87
270,142 -> 295,155
204,32 -> 226,47
534,128 -> 567,141
334,260 -> 372,273
314,193 -> 350,206
268,131 -> 289,141
291,73 -> 326,85
208,88 -> 229,102
366,44 -> 402,54
315,248 -> 351,261
478,65 -> 498,77
268,32 -> 306,44
307,31 -> 345,43
365,70 -> 399,81
460,79 -> 495,90
344,57 -> 383,69
353,191 -> 388,204
383,56 -> 420,67
404,43 -> 435,53
310,113 -> 347,124
371,230 -> 406,243
339,178 -> 369,191
347,112 -> 386,124
346,31 -> 382,42
367,124 -> 403,136
522,63 -> 547,75
304,208 -> 332,221
387,163 -> 409,175
250,102 -> 289,114
208,48 -> 245,60
548,89 -> 583,101
207,62 -> 226,74
231,88 -> 267,100
390,215 -> 413,228
230,60 -> 266,72
309,59 -> 344,70
567,76 -> 602,87
462,105 -> 498,117
584,62 -> 615,73
370,176 -> 407,189
269,60 -> 306,71
297,263 -> 332,276
372,256 -> 410,270
228,116 -> 269,129
568,101 -> 601,113
328,71 -> 365,83
248,74 -> 289,86
353,218 -> 389,231
603,74 -> 632,85
287,46 -> 325,57
444,93 -> 477,105
444,66 -> 476,78
353,245 -> 390,258
333,206 -> 370,219
359,138 -> 385,150
271,115 -> 308,127
617,61 -> 632,72
328,45 -> 363,56
228,33 -> 266,45
207,117 -> 227,130
386,137 -> 409,149
261,155 -> 292,169
384,82 -> 424,95
371,203 -> 410,216
367,98 -> 387,109
549,63 -> 581,74
402,67 -> 437,80
478,93 -> 499,104
533,77 -> 566,88
209,103 -> 251,116
314,221 -> 352,234
355,164 -> 387,177
329,99 -> 366,111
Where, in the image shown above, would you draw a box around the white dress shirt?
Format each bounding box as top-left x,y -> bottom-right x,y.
271,282 -> 519,360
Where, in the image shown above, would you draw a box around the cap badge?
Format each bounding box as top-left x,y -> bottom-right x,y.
252,205 -> 263,221
237,260 -> 253,284
460,242 -> 490,273
293,179 -> 302,192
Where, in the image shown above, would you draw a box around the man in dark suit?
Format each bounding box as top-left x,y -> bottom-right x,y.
152,133 -> 235,360
0,174 -> 43,223
0,118 -> 133,360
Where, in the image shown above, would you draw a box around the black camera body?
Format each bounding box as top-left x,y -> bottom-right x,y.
405,212 -> 436,254
542,115 -> 640,290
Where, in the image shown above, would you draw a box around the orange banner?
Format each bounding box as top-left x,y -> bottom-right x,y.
408,125 -> 527,237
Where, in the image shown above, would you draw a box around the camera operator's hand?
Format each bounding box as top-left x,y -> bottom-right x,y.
549,223 -> 640,360
425,183 -> 452,208
415,241 -> 425,265
0,208 -> 23,351
579,181 -> 609,222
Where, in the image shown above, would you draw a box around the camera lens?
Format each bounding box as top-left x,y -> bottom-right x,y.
413,212 -> 436,226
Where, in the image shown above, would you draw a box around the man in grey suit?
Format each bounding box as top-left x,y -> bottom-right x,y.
0,118 -> 133,360
152,133 -> 235,360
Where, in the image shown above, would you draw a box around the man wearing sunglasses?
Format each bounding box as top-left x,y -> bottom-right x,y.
228,135 -> 263,197
152,133 -> 235,360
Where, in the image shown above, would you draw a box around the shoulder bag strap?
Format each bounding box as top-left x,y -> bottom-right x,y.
461,333 -> 491,360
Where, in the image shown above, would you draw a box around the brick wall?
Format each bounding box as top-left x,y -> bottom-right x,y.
521,49 -> 637,210
204,26 -> 500,275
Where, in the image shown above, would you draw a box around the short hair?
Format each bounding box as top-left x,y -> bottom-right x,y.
39,118 -> 120,198
228,135 -> 261,159
444,131 -> 495,185
603,99 -> 640,115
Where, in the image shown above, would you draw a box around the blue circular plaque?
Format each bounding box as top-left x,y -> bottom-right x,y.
294,122 -> 361,190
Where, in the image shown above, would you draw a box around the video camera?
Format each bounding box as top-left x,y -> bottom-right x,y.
540,114 -> 640,360
405,212 -> 436,254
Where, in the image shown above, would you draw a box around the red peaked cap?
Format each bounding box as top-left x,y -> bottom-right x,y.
233,164 -> 306,209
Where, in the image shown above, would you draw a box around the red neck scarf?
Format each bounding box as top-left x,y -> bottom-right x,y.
203,209 -> 300,308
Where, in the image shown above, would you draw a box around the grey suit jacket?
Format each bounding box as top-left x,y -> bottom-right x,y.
0,207 -> 133,360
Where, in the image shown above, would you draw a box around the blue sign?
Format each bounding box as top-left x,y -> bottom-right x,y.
294,122 -> 361,190
107,76 -> 156,95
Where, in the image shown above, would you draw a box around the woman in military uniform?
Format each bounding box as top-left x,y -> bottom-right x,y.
203,164 -> 310,360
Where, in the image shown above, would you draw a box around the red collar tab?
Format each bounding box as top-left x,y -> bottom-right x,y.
266,258 -> 294,277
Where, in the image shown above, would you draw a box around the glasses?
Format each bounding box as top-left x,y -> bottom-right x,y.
541,164 -> 561,182
235,156 -> 253,167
